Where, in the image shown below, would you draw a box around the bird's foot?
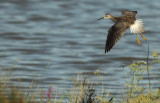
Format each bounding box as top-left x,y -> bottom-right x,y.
136,34 -> 141,46
140,33 -> 147,40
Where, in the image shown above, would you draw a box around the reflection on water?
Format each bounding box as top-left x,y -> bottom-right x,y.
0,0 -> 160,100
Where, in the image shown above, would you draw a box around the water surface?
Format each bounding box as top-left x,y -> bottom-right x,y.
0,0 -> 160,101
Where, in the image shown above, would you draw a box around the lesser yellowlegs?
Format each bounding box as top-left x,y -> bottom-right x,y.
98,10 -> 146,53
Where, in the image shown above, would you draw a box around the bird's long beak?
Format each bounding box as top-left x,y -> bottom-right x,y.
97,17 -> 104,20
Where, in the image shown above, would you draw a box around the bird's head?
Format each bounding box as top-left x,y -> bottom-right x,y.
97,13 -> 112,20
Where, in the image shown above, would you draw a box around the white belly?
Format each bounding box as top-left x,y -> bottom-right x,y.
130,19 -> 144,34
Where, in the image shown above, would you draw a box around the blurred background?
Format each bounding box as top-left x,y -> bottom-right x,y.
0,0 -> 160,100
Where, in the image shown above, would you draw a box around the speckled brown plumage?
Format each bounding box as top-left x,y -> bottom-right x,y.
98,10 -> 140,53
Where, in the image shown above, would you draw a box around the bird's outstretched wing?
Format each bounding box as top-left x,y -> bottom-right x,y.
121,10 -> 137,18
105,22 -> 128,53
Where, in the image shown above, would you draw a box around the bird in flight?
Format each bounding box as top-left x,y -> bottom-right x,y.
98,10 -> 146,53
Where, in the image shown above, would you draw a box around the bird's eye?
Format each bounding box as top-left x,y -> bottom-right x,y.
105,14 -> 110,16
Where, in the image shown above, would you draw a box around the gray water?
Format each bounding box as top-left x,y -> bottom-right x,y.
0,0 -> 160,101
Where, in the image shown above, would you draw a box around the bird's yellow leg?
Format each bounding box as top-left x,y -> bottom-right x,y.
136,34 -> 141,45
140,33 -> 147,40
